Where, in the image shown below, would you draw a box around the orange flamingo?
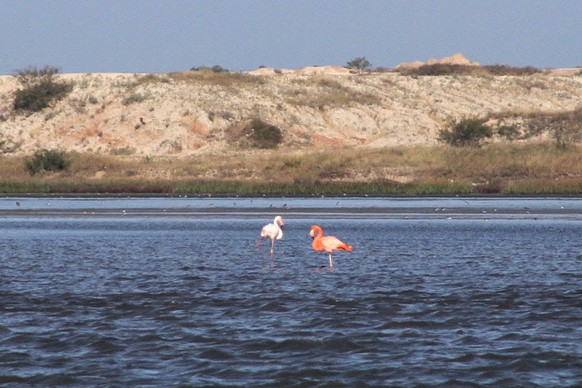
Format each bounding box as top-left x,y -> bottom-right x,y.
257,215 -> 285,255
309,225 -> 353,269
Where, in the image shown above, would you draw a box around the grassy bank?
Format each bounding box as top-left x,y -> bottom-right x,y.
0,143 -> 580,196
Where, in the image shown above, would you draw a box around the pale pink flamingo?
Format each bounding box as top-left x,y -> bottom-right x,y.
257,215 -> 285,255
309,225 -> 353,269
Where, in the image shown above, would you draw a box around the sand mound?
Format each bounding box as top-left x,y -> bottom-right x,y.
396,52 -> 480,70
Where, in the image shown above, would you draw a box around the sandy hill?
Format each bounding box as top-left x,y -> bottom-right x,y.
395,52 -> 481,70
0,57 -> 581,158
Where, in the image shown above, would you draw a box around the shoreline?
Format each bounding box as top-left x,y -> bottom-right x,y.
2,192 -> 582,198
2,196 -> 581,218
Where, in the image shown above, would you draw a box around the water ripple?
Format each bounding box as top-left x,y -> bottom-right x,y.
1,206 -> 581,386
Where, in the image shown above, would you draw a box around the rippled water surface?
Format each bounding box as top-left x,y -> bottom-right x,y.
1,197 -> 581,386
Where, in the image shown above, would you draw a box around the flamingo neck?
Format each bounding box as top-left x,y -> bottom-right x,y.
312,226 -> 323,238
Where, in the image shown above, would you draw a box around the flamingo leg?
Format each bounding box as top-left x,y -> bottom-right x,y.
270,239 -> 275,255
328,253 -> 334,269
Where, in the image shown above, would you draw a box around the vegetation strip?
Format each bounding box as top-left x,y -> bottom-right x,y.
0,143 -> 580,196
1,64 -> 580,195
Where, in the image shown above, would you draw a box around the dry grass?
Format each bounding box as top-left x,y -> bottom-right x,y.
0,155 -> 28,178
165,70 -> 265,87
285,78 -> 381,108
0,143 -> 580,195
129,69 -> 267,92
436,144 -> 582,189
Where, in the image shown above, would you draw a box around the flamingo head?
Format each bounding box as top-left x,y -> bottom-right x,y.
309,225 -> 322,239
275,215 -> 284,229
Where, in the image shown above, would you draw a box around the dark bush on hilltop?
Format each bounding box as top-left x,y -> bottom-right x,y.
408,64 -> 477,76
25,149 -> 70,175
346,57 -> 372,73
13,65 -> 73,113
190,65 -> 229,73
438,117 -> 493,147
399,63 -> 541,76
483,64 -> 540,76
13,65 -> 60,85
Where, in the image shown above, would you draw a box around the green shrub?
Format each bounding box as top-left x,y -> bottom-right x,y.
227,119 -> 283,149
247,119 -> 283,149
25,149 -> 70,175
12,66 -> 73,113
438,117 -> 493,147
14,80 -> 72,112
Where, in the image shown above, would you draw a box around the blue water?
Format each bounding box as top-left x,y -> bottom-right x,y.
0,197 -> 581,386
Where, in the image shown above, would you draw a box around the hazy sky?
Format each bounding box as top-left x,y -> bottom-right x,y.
1,0 -> 581,75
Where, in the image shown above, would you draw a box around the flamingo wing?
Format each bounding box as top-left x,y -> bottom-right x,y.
261,223 -> 283,240
320,235 -> 352,253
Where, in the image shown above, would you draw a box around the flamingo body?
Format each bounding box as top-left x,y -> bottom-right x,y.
309,225 -> 352,268
258,216 -> 284,255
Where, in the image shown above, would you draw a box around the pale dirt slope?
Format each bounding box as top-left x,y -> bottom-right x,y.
0,56 -> 580,158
